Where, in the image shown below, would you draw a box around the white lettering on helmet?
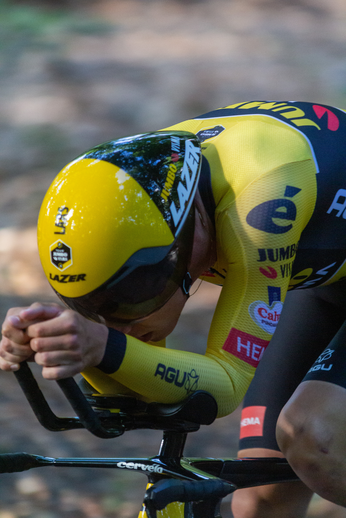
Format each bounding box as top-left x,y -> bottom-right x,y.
116,461 -> 163,473
171,136 -> 180,152
170,140 -> 201,233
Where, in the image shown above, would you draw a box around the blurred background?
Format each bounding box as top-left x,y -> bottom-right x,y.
0,0 -> 346,516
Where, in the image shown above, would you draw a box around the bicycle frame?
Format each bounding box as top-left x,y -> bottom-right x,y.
0,363 -> 299,518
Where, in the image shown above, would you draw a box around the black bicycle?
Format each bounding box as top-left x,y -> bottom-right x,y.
0,362 -> 299,518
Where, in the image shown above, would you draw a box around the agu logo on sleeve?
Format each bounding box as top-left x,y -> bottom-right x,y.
240,406 -> 267,439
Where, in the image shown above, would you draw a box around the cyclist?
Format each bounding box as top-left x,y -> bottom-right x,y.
1,101 -> 346,514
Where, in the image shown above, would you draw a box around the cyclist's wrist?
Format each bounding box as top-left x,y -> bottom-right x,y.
96,328 -> 126,374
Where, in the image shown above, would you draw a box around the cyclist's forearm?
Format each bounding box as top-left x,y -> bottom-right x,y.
90,332 -> 254,417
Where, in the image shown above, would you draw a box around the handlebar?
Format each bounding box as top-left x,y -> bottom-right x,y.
14,362 -> 123,438
144,479 -> 235,511
56,377 -> 124,438
0,453 -> 236,508
1,364 -> 299,513
0,452 -> 53,473
13,362 -> 218,437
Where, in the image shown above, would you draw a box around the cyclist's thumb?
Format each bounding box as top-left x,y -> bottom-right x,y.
7,315 -> 28,330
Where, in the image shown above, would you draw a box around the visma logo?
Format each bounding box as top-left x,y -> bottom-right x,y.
246,186 -> 301,234
154,364 -> 199,394
239,405 -> 266,439
241,417 -> 261,427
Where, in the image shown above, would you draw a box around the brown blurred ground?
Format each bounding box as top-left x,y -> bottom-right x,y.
0,0 -> 346,516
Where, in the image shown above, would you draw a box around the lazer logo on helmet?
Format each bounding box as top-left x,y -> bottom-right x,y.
169,140 -> 201,232
49,273 -> 86,283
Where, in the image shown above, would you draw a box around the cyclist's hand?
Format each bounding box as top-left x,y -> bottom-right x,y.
0,303 -> 61,371
25,304 -> 108,380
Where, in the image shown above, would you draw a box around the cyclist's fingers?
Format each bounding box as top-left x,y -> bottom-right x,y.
1,323 -> 30,345
34,350 -> 82,367
27,310 -> 80,339
1,304 -> 58,343
19,303 -> 64,324
2,303 -> 63,339
0,335 -> 32,355
0,353 -> 34,370
2,314 -> 31,344
32,335 -> 83,367
30,334 -> 80,354
0,339 -> 34,370
0,356 -> 20,371
41,364 -> 81,380
34,351 -> 83,379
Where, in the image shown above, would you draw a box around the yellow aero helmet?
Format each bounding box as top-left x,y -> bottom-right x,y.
38,131 -> 202,322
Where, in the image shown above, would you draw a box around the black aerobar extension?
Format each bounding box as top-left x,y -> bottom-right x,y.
144,478 -> 235,510
13,363 -> 218,437
0,453 -> 54,473
13,362 -> 123,438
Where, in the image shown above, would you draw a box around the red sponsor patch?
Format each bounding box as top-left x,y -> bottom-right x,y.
201,270 -> 216,277
240,406 -> 266,439
259,266 -> 277,279
313,105 -> 340,131
222,328 -> 269,367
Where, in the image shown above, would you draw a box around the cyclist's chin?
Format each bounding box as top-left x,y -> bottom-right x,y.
139,329 -> 168,343
139,319 -> 180,342
139,332 -> 155,343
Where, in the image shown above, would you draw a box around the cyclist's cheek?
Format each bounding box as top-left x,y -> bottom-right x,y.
108,290 -> 186,341
141,292 -> 186,340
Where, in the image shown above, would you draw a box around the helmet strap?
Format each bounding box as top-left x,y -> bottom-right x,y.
181,271 -> 193,298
